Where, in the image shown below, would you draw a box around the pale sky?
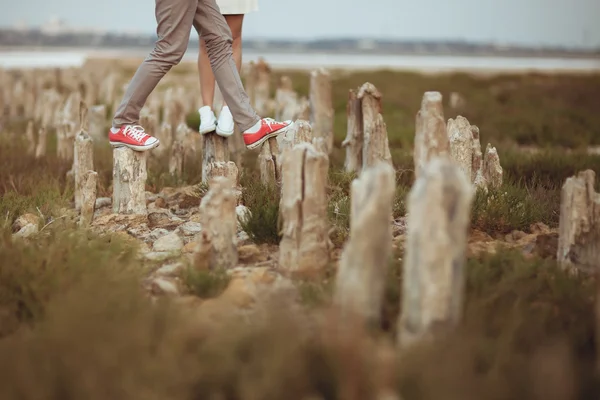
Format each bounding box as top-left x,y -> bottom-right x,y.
1,0 -> 599,49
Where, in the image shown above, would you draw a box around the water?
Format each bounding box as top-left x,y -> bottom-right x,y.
1,47 -> 599,73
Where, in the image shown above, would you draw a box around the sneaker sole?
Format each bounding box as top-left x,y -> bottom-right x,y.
216,126 -> 235,137
110,140 -> 160,152
244,122 -> 294,150
199,123 -> 217,135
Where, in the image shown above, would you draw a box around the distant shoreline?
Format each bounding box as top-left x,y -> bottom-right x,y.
1,46 -> 599,74
1,45 -> 599,60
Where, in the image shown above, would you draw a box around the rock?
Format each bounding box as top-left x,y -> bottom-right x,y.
180,222 -> 203,236
469,229 -> 494,243
151,278 -> 179,295
12,223 -> 38,239
155,262 -> 185,277
146,192 -> 159,202
505,230 -> 528,243
535,233 -> 559,259
249,267 -> 278,285
530,222 -> 551,235
153,232 -> 184,252
238,244 -> 266,264
182,241 -> 197,254
237,231 -> 251,245
154,197 -> 167,208
145,228 -> 170,242
95,197 -> 112,209
144,252 -> 175,262
236,205 -> 251,225
219,278 -> 256,308
147,212 -> 173,228
468,240 -> 501,256
12,213 -> 41,232
91,214 -> 147,233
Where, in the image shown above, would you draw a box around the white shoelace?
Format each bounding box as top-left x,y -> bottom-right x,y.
262,118 -> 277,129
123,125 -> 148,142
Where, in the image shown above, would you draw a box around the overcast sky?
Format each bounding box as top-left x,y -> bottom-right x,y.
1,0 -> 599,49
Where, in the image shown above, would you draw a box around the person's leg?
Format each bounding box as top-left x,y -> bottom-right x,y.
110,0 -> 196,151
192,0 -> 293,149
215,14 -> 244,137
197,37 -> 218,134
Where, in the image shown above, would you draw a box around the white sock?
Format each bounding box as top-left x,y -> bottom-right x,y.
110,127 -> 120,133
243,119 -> 262,134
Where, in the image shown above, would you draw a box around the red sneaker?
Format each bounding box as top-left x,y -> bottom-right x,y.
108,125 -> 160,152
243,118 -> 293,150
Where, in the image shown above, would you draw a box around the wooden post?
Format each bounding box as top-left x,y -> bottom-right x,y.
275,76 -> 301,121
74,102 -> 94,211
557,170 -> 600,274
309,68 -> 334,154
397,157 -> 473,348
35,127 -> 47,159
447,115 -> 474,182
259,137 -> 280,185
482,143 -> 503,189
341,89 -> 363,173
25,120 -> 35,155
447,115 -> 502,191
79,170 -> 98,227
88,105 -> 106,142
112,148 -> 148,215
254,59 -> 271,116
205,161 -> 239,189
158,120 -> 173,154
169,122 -> 188,176
470,125 -> 486,189
202,132 -> 230,184
275,120 -> 313,180
244,61 -> 258,107
334,161 -> 396,325
413,92 -> 450,180
359,83 -> 392,171
197,176 -> 238,269
279,142 -> 330,274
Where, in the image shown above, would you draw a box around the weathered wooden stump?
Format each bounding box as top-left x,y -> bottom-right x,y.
25,120 -> 35,155
342,89 -> 363,173
158,121 -> 173,153
482,143 -> 503,189
169,122 -> 188,176
254,59 -> 272,116
79,170 -> 98,227
204,161 -> 239,188
275,76 -> 301,121
196,176 -> 238,269
309,68 -> 334,154
413,92 -> 450,180
557,170 -> 600,273
279,142 -> 330,274
112,148 -> 148,215
88,105 -> 106,142
259,137 -> 280,185
334,161 -> 396,325
202,132 -> 230,184
447,115 -> 473,182
275,120 -> 313,181
342,83 -> 391,174
34,127 -> 47,159
446,115 -> 503,191
74,102 -> 94,211
359,83 -> 392,171
397,157 -> 474,348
